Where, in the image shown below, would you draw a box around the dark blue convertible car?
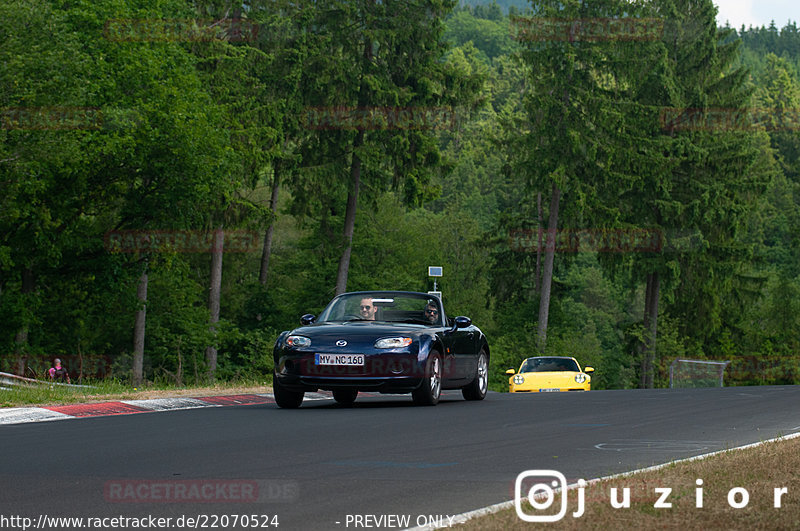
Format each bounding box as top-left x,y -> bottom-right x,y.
272,291 -> 490,408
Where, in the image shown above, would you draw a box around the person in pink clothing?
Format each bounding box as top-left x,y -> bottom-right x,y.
48,358 -> 71,383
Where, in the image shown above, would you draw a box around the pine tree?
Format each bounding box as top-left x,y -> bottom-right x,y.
293,0 -> 481,295
620,0 -> 776,386
510,0 -> 664,352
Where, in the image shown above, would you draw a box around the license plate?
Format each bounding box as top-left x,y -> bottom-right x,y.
539,388 -> 560,392
315,353 -> 365,366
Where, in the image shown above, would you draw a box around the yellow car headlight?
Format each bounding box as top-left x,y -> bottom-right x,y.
574,373 -> 587,384
513,374 -> 525,385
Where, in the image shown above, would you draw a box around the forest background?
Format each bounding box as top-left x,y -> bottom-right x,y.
2,0 -> 799,391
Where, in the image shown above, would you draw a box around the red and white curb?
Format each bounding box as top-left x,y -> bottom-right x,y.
0,392 -> 334,426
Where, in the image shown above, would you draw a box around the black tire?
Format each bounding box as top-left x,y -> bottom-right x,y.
462,350 -> 488,401
412,351 -> 442,406
333,388 -> 358,405
273,377 -> 304,409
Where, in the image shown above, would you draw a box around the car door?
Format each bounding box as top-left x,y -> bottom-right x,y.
451,322 -> 477,382
440,312 -> 474,384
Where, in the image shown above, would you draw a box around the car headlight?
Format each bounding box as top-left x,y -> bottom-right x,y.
574,373 -> 587,384
374,337 -> 412,349
286,335 -> 311,348
513,374 -> 525,385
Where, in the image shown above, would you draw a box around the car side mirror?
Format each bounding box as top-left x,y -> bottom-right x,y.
584,366 -> 594,374
505,369 -> 516,375
447,315 -> 472,334
300,314 -> 315,325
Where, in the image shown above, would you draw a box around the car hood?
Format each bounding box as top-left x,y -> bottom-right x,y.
286,321 -> 431,350
516,371 -> 581,389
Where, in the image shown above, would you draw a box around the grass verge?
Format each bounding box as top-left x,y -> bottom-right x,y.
0,377 -> 273,408
458,435 -> 800,529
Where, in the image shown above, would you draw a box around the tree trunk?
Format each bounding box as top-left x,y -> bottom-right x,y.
132,264 -> 148,386
335,130 -> 364,295
176,340 -> 183,387
535,191 -> 542,294
14,267 -> 34,376
641,271 -> 660,388
335,26 -> 372,296
205,227 -> 224,382
77,340 -> 84,384
259,165 -> 280,285
536,183 -> 561,352
639,278 -> 652,389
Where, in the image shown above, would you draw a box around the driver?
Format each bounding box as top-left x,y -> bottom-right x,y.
359,297 -> 377,320
424,301 -> 439,324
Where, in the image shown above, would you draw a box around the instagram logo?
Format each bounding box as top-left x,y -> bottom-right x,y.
515,470 -> 586,522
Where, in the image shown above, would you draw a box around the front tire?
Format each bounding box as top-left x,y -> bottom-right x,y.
333,388 -> 358,405
273,376 -> 304,409
412,351 -> 442,406
462,351 -> 488,401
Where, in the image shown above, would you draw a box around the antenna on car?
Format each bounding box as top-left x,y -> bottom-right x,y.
427,266 -> 442,301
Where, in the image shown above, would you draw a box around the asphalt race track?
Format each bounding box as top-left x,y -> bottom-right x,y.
2,386 -> 800,529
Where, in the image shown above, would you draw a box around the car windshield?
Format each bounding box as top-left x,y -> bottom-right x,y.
316,293 -> 443,326
520,357 -> 580,373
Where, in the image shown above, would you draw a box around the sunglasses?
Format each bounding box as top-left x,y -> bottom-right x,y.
425,309 -> 438,314
360,305 -> 372,310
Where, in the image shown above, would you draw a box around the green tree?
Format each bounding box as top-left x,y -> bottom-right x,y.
510,0 -> 663,353
444,9 -> 516,62
0,0 -> 241,383
0,0 -> 100,374
294,0 -> 481,296
618,0 -> 776,386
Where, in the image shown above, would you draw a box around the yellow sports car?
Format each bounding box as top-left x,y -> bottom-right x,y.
506,356 -> 594,392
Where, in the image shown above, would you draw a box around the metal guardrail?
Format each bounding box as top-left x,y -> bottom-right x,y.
0,371 -> 93,390
669,359 -> 730,388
